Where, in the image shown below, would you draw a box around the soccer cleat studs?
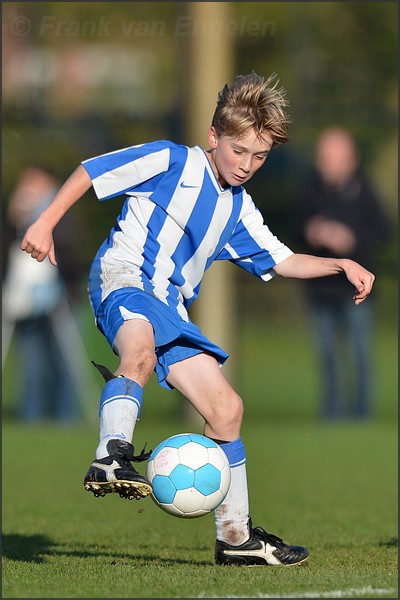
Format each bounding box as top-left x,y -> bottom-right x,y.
83,439 -> 153,500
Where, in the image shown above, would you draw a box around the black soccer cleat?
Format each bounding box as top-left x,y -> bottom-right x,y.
215,519 -> 309,566
83,439 -> 153,500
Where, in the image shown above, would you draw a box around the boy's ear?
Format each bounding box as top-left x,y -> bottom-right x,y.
208,126 -> 218,149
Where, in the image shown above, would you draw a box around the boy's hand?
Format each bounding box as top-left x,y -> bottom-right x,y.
20,218 -> 57,266
343,260 -> 375,305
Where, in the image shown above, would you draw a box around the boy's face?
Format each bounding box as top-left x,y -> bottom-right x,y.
207,126 -> 273,188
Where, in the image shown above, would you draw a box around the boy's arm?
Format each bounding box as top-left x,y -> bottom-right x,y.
20,165 -> 92,266
273,253 -> 375,305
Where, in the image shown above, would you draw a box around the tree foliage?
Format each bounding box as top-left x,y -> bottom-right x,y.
3,2 -> 397,272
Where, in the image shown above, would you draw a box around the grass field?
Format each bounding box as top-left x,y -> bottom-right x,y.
2,315 -> 398,598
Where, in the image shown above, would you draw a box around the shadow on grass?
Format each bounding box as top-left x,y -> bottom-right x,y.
2,533 -> 51,563
2,533 -> 210,565
378,537 -> 398,548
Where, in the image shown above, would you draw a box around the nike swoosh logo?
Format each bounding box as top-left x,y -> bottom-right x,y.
180,182 -> 199,188
91,460 -> 121,482
223,541 -> 282,565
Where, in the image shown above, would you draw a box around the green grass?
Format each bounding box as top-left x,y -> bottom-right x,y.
2,316 -> 398,598
2,421 -> 398,598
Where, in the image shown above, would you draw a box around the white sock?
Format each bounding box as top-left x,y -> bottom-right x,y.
213,438 -> 250,545
95,377 -> 143,459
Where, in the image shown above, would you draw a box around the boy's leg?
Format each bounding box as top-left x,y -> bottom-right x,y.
167,352 -> 309,566
212,439 -> 308,566
83,319 -> 155,500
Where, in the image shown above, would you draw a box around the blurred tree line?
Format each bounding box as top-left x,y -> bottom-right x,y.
3,2 -> 397,313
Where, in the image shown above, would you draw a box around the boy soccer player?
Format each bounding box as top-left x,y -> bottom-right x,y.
21,73 -> 374,566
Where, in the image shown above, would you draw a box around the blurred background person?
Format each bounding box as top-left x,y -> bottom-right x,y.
294,127 -> 390,421
2,165 -> 86,423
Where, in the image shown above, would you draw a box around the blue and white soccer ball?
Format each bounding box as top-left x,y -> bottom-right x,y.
146,433 -> 231,518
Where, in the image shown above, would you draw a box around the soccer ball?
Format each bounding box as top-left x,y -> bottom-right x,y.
146,433 -> 231,518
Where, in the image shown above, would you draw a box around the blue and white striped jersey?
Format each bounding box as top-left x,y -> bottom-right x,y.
82,140 -> 293,322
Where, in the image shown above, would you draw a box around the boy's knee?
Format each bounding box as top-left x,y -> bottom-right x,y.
118,347 -> 156,383
217,393 -> 244,428
206,392 -> 244,441
138,347 -> 157,372
230,394 -> 244,424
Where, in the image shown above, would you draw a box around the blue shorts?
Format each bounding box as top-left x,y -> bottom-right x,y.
95,288 -> 229,390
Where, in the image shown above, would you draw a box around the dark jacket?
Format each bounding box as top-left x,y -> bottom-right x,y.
295,170 -> 390,303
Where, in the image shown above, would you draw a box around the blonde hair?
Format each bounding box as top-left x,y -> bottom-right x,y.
211,72 -> 290,146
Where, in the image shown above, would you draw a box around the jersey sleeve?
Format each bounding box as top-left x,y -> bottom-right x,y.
217,190 -> 293,281
81,141 -> 171,200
